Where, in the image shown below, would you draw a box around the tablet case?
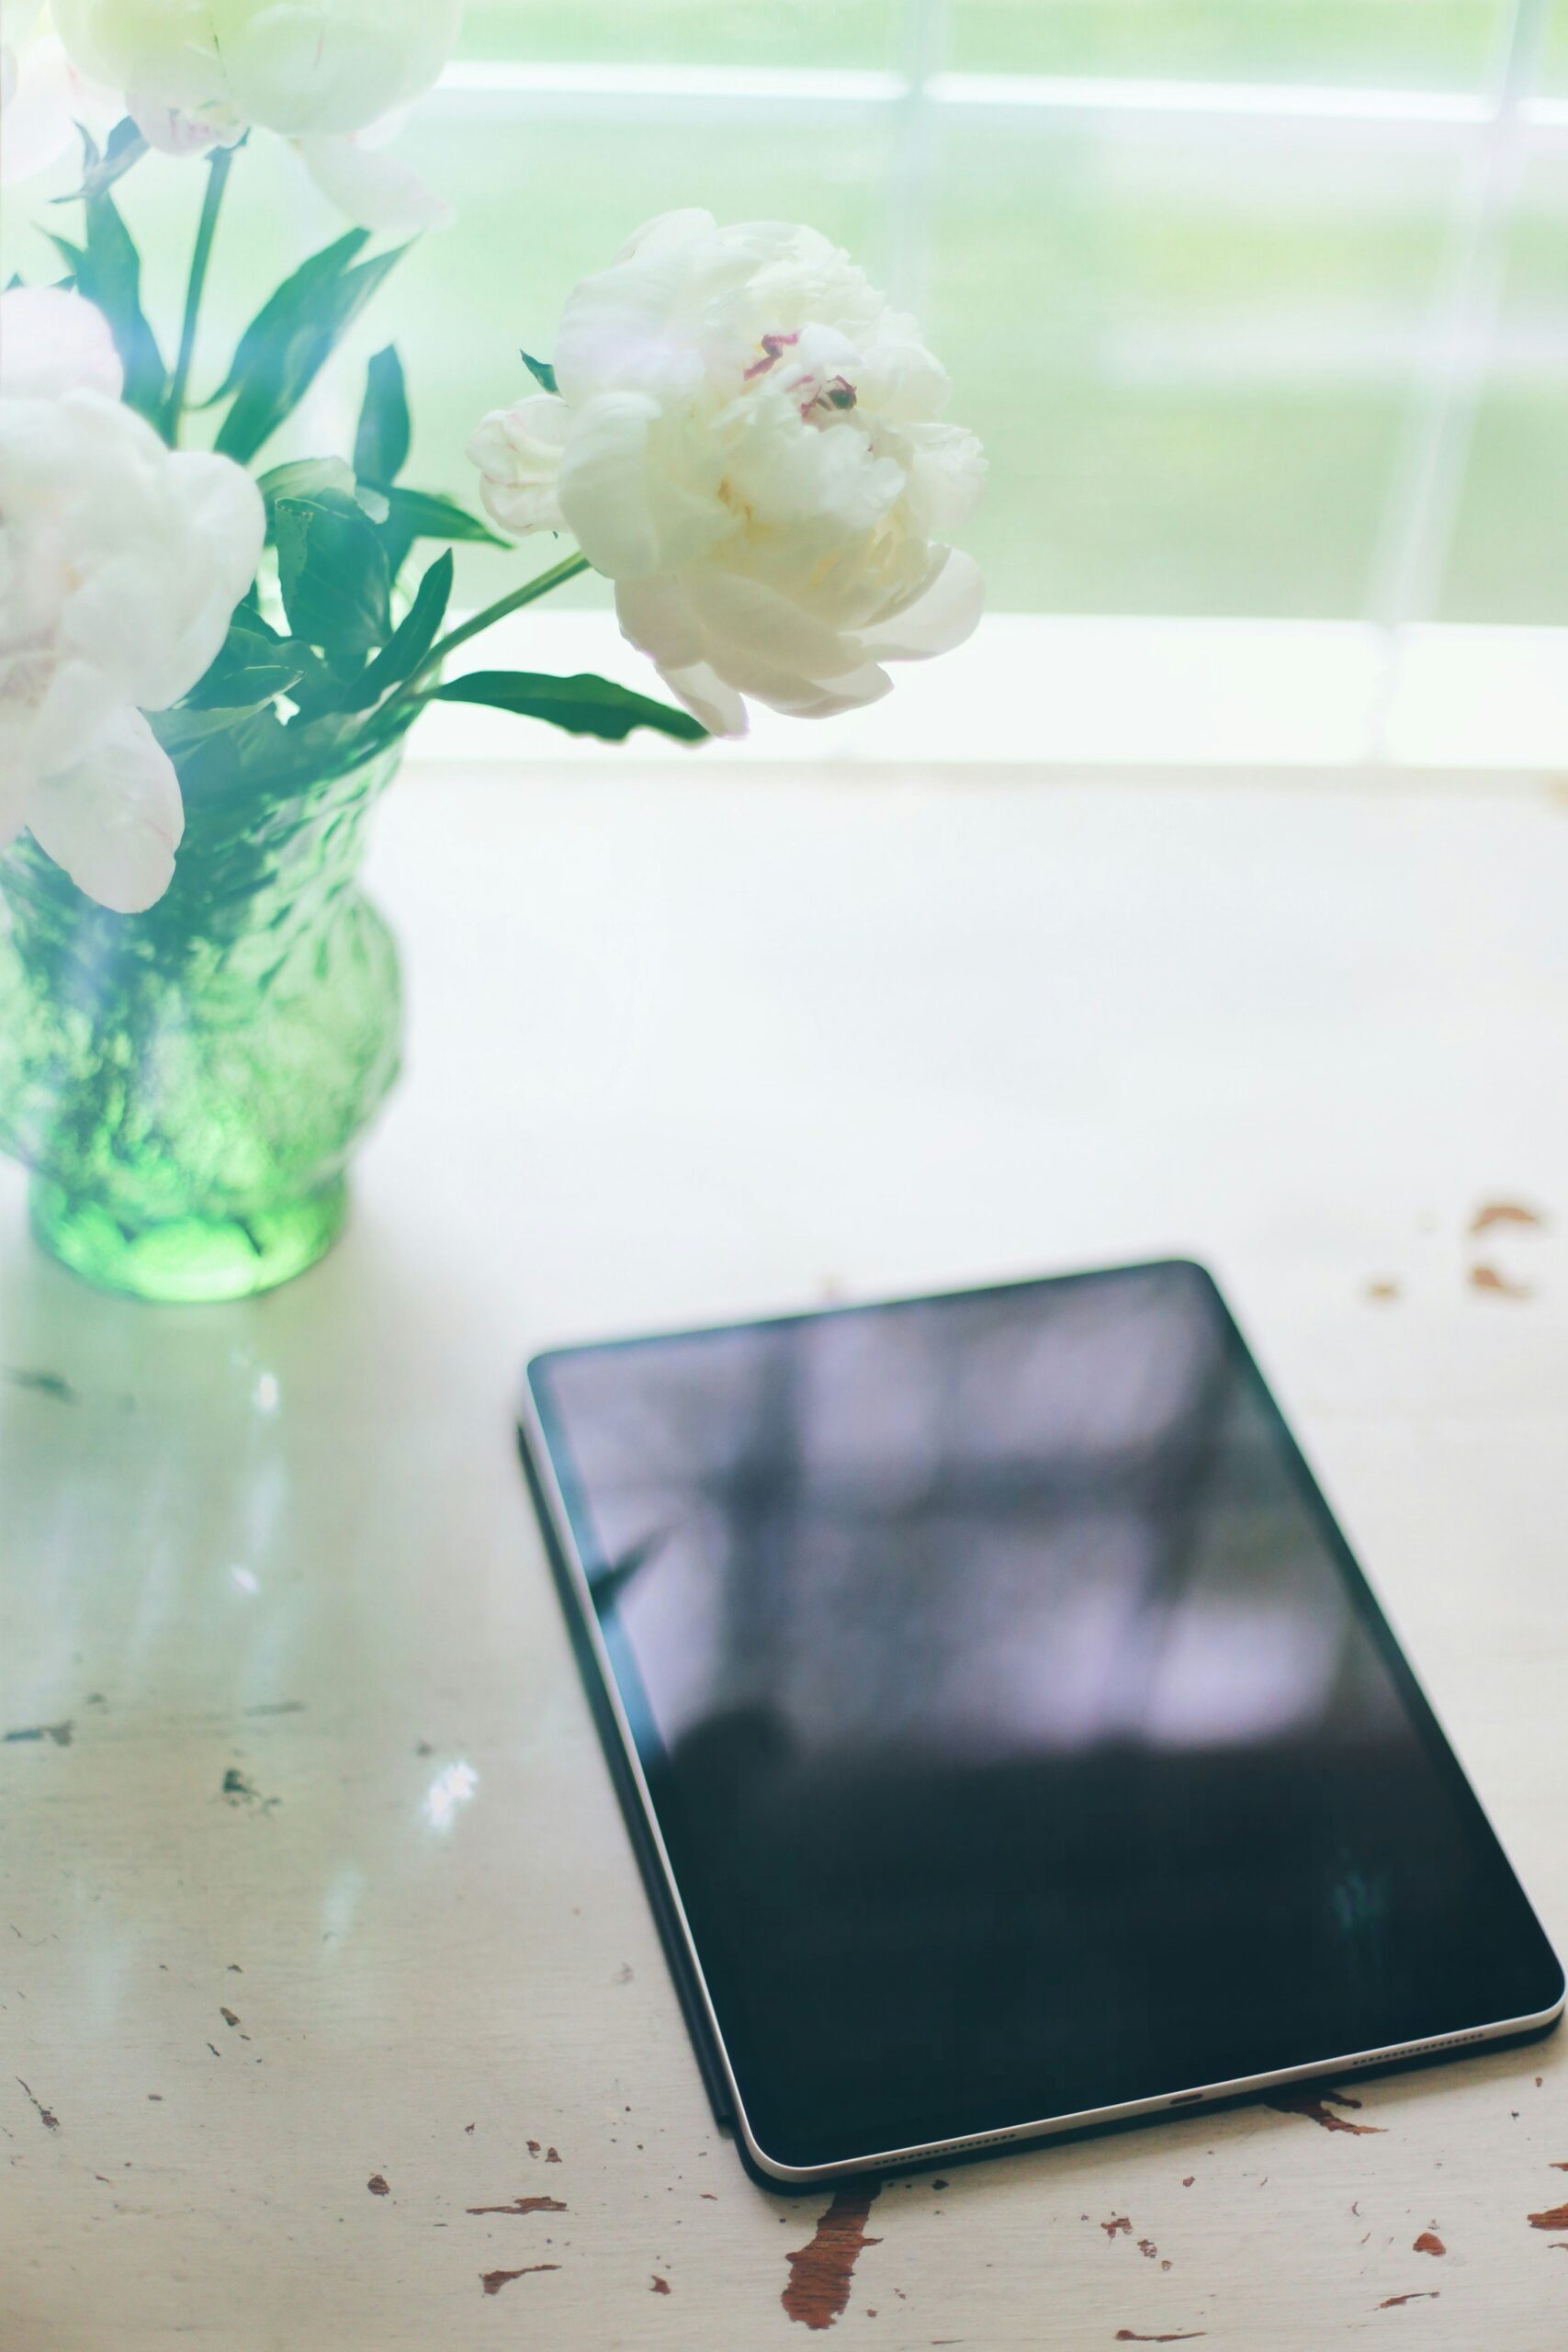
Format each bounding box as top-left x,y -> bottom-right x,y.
516,1420 -> 739,2138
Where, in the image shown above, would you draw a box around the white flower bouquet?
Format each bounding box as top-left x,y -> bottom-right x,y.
0,0 -> 984,1299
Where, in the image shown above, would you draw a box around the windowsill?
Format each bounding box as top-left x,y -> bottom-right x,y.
406,611 -> 1568,783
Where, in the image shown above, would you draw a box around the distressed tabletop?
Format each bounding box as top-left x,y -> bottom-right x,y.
3,763 -> 1567,2349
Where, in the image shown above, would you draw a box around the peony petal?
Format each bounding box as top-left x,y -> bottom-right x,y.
729,658 -> 891,719
657,661 -> 748,739
791,664 -> 894,717
856,547 -> 984,662
0,287 -> 122,398
611,208 -> 716,266
676,568 -> 903,716
27,656 -> 121,777
554,242 -> 724,409
55,0 -> 225,119
25,702 -> 184,913
0,710 -> 33,846
475,477 -> 560,536
126,91 -> 231,153
297,130 -> 454,234
354,104 -> 412,152
56,446 -> 264,711
556,390 -> 665,579
614,575 -> 707,675
0,31 -> 77,184
475,482 -> 550,537
902,421 -> 988,537
856,336 -> 952,425
219,0 -> 463,135
684,570 -> 869,685
55,0 -> 461,139
135,451 -> 265,706
466,393 -> 569,536
672,596 -> 893,718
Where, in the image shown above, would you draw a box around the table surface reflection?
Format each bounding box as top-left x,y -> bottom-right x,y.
4,762 -> 1567,2351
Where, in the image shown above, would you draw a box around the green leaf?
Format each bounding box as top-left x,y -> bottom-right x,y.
378,516 -> 416,588
207,606 -> 285,655
45,233 -> 85,279
184,604 -> 321,711
151,703 -> 282,756
343,550 -> 453,709
276,707 -> 368,769
433,669 -> 706,744
86,199 -> 164,426
52,118 -> 147,205
189,602 -> 341,710
185,658 -> 305,710
207,227 -> 367,402
520,349 -> 558,395
382,486 -> 506,546
274,492 -> 392,657
164,702 -> 293,795
213,231 -> 408,466
378,484 -> 504,584
54,139 -> 164,426
157,662 -> 392,795
355,345 -> 410,488
258,458 -> 388,530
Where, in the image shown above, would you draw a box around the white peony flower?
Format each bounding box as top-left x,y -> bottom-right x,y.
0,284 -> 124,397
50,0 -> 461,228
0,5 -> 97,186
0,289 -> 265,912
467,210 -> 986,735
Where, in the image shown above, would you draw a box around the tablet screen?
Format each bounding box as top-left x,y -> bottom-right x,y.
528,1261 -> 1562,2171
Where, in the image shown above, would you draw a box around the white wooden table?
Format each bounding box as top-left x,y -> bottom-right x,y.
4,755 -> 1566,2349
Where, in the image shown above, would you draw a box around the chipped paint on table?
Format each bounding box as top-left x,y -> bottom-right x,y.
783,2187 -> 883,2329
4,766 -> 1567,2348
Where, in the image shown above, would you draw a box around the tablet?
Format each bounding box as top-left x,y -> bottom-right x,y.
519,1260 -> 1562,2183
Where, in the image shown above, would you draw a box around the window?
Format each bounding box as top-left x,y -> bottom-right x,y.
409,0 -> 1568,627
6,1 -> 1564,761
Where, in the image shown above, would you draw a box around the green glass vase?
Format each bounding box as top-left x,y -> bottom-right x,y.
0,745 -> 403,1303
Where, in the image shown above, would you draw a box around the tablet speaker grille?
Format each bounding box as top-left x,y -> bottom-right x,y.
920,2129 -> 1024,2159
912,2031 -> 1494,2163
1342,2029 -> 1488,2069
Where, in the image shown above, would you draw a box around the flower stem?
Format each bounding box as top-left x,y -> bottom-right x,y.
355,550 -> 593,759
392,549 -> 592,706
164,144 -> 232,443
417,551 -> 592,680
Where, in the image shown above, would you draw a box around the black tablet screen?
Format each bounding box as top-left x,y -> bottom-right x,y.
528,1262 -> 1562,2170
